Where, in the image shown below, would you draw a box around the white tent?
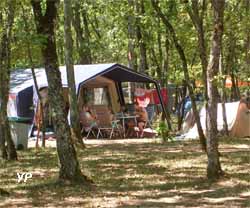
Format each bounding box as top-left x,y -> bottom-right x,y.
182,101 -> 250,138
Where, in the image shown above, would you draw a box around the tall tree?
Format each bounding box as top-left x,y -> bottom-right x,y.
31,0 -> 89,183
72,1 -> 92,64
135,0 -> 148,74
127,0 -> 137,101
225,32 -> 239,100
20,5 -> 47,148
127,0 -> 138,70
64,0 -> 85,147
206,0 -> 225,180
162,31 -> 173,130
219,51 -> 229,135
244,0 -> 250,70
0,0 -> 17,160
152,0 -> 207,151
187,0 -> 228,135
186,0 -> 208,104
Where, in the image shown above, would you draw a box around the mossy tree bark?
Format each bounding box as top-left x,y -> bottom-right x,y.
64,0 -> 85,147
0,0 -> 17,160
206,0 -> 225,180
31,0 -> 88,183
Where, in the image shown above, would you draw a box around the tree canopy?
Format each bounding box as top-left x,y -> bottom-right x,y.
7,0 -> 249,88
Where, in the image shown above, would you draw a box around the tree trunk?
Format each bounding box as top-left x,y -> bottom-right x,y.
244,0 -> 250,67
152,0 -> 206,151
231,69 -> 240,101
162,32 -> 172,130
206,0 -> 225,180
72,1 -> 91,64
82,8 -> 92,64
0,1 -> 17,160
31,0 -> 89,183
186,0 -> 208,102
219,52 -> 229,135
150,47 -> 161,81
0,125 -> 8,159
21,5 -> 46,148
135,0 -> 148,74
177,82 -> 188,131
186,0 -> 210,136
149,45 -> 172,130
127,0 -> 137,70
225,33 -> 240,101
64,0 -> 85,147
127,0 -> 137,101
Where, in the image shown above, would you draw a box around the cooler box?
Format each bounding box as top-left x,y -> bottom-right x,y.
9,117 -> 31,150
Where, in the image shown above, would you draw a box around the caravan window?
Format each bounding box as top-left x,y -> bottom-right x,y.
84,87 -> 110,105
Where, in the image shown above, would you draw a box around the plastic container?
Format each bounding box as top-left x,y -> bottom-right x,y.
8,117 -> 31,150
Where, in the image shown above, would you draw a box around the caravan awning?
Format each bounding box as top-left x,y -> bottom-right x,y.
10,63 -> 156,94
10,63 -> 167,120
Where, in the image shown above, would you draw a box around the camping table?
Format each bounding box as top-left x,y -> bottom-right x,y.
96,120 -> 122,139
116,115 -> 139,138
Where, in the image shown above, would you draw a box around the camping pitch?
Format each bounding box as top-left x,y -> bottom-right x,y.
182,101 -> 250,138
8,63 -> 167,146
8,63 -> 167,122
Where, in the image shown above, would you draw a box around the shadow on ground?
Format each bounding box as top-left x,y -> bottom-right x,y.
1,137 -> 250,207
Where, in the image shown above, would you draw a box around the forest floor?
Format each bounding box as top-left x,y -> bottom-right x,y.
1,137 -> 250,207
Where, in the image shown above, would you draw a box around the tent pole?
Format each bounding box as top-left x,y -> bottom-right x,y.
116,82 -> 125,106
155,82 -> 171,130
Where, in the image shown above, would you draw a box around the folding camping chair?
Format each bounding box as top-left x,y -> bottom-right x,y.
137,104 -> 156,138
81,122 -> 98,139
94,105 -> 123,139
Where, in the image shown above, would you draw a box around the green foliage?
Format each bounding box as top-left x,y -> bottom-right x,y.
156,120 -> 173,142
4,0 -> 249,92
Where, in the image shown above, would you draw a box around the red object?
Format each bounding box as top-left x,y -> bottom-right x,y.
134,89 -> 154,107
136,96 -> 150,107
152,88 -> 168,105
9,93 -> 16,100
225,77 -> 250,88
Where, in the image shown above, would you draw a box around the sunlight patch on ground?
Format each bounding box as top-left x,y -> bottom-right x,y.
105,196 -> 182,207
29,138 -> 163,148
64,196 -> 87,203
0,197 -> 32,207
180,189 -> 215,194
146,196 -> 182,203
84,138 -> 163,145
203,196 -> 243,203
233,144 -> 250,149
240,191 -> 250,197
216,179 -> 241,188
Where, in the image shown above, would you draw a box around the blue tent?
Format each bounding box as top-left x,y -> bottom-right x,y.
8,63 -> 167,122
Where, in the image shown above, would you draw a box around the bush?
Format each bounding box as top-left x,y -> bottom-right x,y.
156,121 -> 173,142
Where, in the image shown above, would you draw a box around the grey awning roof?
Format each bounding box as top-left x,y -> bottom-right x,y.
100,64 -> 156,83
10,63 -> 157,94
